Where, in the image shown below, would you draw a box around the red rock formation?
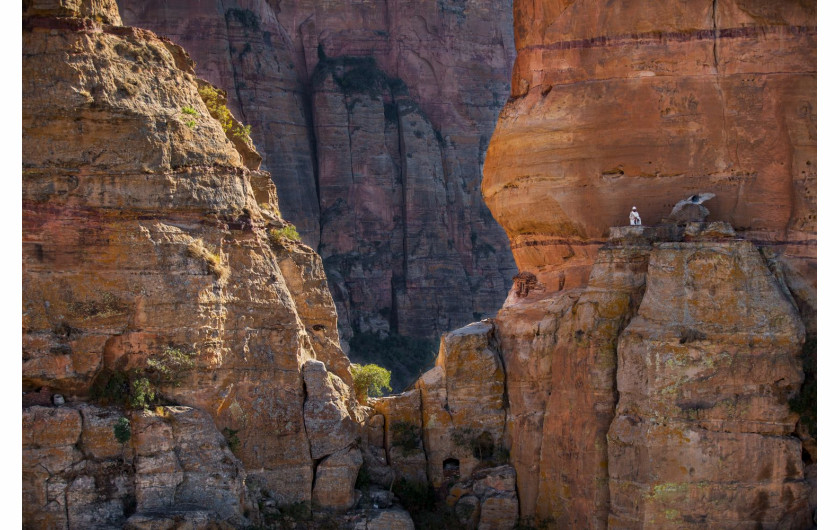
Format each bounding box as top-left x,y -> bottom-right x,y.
483,5 -> 816,523
495,231 -> 651,526
483,0 -> 816,317
22,0 -> 364,524
116,0 -> 518,342
493,223 -> 812,527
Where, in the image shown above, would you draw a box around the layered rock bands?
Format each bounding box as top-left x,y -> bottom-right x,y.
482,0 -> 816,335
116,0 -> 518,342
23,1 -> 366,526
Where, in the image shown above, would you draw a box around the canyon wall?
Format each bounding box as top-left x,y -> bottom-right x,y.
367,222 -> 814,528
482,0 -> 816,325
493,224 -> 814,527
22,0 -> 818,527
116,0 -> 518,344
481,0 -> 817,527
22,1 -> 374,525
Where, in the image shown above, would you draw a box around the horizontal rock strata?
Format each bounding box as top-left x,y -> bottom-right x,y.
482,0 -> 816,321
23,1 -> 363,525
117,0 -> 518,343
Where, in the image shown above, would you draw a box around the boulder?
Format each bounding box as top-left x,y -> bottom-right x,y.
303,359 -> 360,459
312,446 -> 364,511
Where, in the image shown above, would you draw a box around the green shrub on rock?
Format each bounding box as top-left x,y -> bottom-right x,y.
113,417 -> 131,444
350,363 -> 392,404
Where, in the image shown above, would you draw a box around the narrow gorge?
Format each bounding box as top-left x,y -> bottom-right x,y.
22,0 -> 816,529
116,0 -> 519,359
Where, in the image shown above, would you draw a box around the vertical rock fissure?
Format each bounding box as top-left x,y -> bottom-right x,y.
342,92 -> 361,252
712,0 -> 719,69
300,371 -> 313,467
63,484 -> 71,530
396,101 -> 409,335
306,87 -> 322,219
222,10 -> 247,124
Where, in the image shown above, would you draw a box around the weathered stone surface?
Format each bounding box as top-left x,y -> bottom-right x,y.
78,403 -> 125,460
364,414 -> 385,448
23,406 -> 82,448
455,495 -> 481,527
445,465 -> 518,530
478,496 -> 518,530
364,507 -> 415,530
417,321 -> 507,487
24,404 -> 248,529
312,446 -> 364,511
608,239 -> 811,528
25,0 -> 123,24
124,510 -> 236,530
482,0 -> 816,318
303,360 -> 360,460
22,1 -> 361,524
495,240 -> 651,526
23,406 -> 87,530
371,390 -> 427,484
359,413 -> 395,489
117,0 -> 518,343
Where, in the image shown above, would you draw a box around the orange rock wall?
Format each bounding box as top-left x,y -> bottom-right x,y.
495,238 -> 650,526
494,226 -> 812,527
483,0 -> 816,300
484,5 -> 816,522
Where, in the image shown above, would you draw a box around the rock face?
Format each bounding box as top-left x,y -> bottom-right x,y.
23,0 -> 363,525
490,223 -> 812,527
23,404 -> 247,529
371,390 -> 428,485
416,321 -> 507,488
608,238 -> 811,528
495,232 -> 651,526
366,321 -> 515,526
482,0 -> 816,324
117,0 -> 518,342
446,465 -> 519,530
481,4 -> 816,524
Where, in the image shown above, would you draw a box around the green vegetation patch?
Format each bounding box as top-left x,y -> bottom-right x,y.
113,417 -> 131,444
91,346 -> 196,410
197,84 -> 253,143
391,421 -> 422,454
268,225 -> 301,246
348,331 -> 437,393
223,427 -> 241,453
350,363 -> 392,404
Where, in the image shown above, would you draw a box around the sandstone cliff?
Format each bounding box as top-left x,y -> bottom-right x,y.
22,1 -> 369,526
480,4 -> 817,523
116,0 -> 518,345
482,0 -> 816,330
362,221 -> 814,528
494,224 -> 813,527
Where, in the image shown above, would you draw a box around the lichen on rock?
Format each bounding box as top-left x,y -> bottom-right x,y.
23,0 -> 364,525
